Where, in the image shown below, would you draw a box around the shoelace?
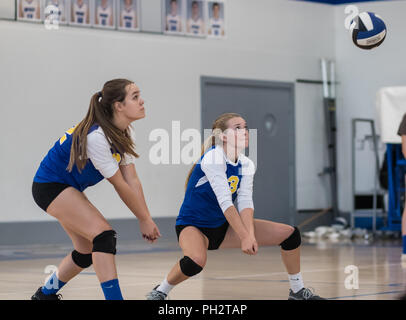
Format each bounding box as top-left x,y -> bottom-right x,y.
148,290 -> 166,300
302,288 -> 316,300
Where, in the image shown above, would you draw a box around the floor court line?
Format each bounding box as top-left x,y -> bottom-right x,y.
208,262 -> 404,280
329,290 -> 405,300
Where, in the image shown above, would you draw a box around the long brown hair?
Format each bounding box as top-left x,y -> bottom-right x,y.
184,112 -> 242,190
67,78 -> 139,173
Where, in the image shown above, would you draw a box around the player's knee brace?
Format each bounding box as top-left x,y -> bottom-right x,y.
279,226 -> 301,251
92,230 -> 117,255
71,250 -> 92,268
179,256 -> 203,277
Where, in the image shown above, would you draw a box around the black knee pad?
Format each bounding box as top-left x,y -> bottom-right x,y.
280,226 -> 301,251
71,250 -> 92,268
92,230 -> 117,255
179,256 -> 203,277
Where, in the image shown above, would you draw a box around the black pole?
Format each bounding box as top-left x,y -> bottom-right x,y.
324,97 -> 338,218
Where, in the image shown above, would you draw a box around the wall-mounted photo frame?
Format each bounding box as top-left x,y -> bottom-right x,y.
43,0 -> 68,26
69,0 -> 91,27
94,0 -> 115,29
17,0 -> 42,22
117,0 -> 140,32
163,0 -> 185,35
186,0 -> 205,37
207,0 -> 225,38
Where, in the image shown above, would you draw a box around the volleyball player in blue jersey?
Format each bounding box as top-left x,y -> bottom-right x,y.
146,113 -> 324,300
31,79 -> 161,300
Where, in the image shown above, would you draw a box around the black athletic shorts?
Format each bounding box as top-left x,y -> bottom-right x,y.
175,222 -> 229,250
32,181 -> 72,212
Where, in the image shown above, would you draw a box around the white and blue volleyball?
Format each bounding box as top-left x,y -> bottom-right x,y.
350,12 -> 387,50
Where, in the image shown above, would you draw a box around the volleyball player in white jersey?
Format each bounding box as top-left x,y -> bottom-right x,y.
30,79 -> 161,300
19,0 -> 40,20
120,0 -> 137,30
166,0 -> 182,33
96,0 -> 114,27
146,113 -> 325,300
71,0 -> 89,25
45,0 -> 66,24
208,2 -> 224,37
186,1 -> 204,35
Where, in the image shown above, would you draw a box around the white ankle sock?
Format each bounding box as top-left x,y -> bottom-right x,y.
288,272 -> 304,293
156,278 -> 174,295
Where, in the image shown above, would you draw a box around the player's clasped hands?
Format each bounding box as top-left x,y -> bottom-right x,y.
241,234 -> 258,255
139,217 -> 161,244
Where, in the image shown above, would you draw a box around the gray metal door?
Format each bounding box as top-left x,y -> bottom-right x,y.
201,76 -> 296,225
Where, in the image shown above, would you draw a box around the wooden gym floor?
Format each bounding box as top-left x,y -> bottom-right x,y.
0,237 -> 405,300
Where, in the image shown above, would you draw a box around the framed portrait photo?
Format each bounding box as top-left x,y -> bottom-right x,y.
163,0 -> 185,35
207,0 -> 226,38
186,0 -> 205,37
117,0 -> 140,32
94,0 -> 116,29
43,0 -> 68,26
69,0 -> 91,27
17,0 -> 42,22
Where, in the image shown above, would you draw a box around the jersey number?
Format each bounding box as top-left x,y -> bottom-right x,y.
228,176 -> 239,194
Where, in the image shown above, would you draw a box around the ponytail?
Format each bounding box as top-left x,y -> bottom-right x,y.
67,93 -> 99,173
184,134 -> 216,190
67,79 -> 139,173
184,124 -> 232,191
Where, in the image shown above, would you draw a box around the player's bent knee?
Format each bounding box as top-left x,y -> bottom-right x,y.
92,230 -> 117,255
71,250 -> 92,268
179,256 -> 203,277
279,226 -> 301,251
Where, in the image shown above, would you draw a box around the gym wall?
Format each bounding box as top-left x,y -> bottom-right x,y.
1,0 -> 335,223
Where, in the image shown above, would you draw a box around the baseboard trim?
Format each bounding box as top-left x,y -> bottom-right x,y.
0,217 -> 177,246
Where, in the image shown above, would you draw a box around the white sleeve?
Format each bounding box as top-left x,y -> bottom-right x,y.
236,158 -> 255,212
86,130 -> 119,179
200,148 -> 234,213
120,153 -> 136,166
120,126 -> 136,166
236,157 -> 255,212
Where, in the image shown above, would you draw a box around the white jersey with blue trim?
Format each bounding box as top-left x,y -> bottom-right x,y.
187,17 -> 204,35
97,4 -> 112,26
73,1 -> 88,24
166,14 -> 181,32
34,124 -> 136,192
176,145 -> 255,228
21,0 -> 39,19
209,17 -> 224,36
121,7 -> 136,29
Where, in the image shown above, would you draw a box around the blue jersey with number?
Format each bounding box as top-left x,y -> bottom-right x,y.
176,146 -> 244,228
33,124 -> 122,192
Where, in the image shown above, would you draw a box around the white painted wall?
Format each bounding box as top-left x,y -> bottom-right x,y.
334,0 -> 406,212
0,0 -> 336,222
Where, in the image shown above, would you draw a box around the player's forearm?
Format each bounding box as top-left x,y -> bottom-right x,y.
114,179 -> 151,221
401,137 -> 406,158
240,208 -> 255,236
402,143 -> 406,159
223,206 -> 249,240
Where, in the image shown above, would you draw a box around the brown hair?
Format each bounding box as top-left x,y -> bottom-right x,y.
184,112 -> 242,190
67,78 -> 139,173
